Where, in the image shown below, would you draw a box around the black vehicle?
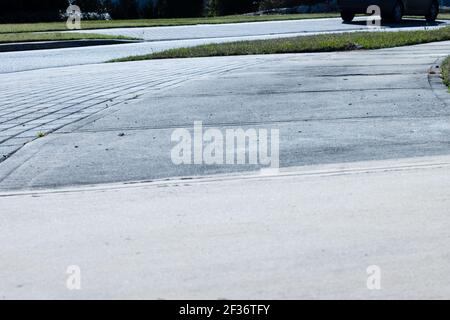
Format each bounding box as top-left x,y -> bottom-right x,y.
337,0 -> 440,23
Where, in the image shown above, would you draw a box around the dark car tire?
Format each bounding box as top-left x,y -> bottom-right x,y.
341,11 -> 355,23
425,1 -> 439,22
382,1 -> 403,23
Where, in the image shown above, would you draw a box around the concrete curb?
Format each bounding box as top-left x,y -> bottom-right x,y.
1,154 -> 450,196
0,39 -> 140,53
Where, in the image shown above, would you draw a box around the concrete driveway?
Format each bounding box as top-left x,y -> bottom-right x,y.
0,41 -> 449,190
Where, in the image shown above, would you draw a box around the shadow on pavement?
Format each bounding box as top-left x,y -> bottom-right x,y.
343,18 -> 448,28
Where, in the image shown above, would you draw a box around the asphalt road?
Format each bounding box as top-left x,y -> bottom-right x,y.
0,41 -> 449,190
1,17 -> 449,74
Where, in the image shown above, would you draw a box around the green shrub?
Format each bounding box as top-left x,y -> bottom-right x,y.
258,1 -> 324,11
442,57 -> 450,88
207,0 -> 257,16
156,0 -> 204,18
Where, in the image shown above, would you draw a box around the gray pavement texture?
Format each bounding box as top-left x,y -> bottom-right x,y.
0,17 -> 449,74
1,19 -> 450,300
0,57 -> 255,152
0,41 -> 449,190
1,155 -> 450,299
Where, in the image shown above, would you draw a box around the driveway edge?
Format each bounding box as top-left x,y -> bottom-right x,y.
2,154 -> 450,197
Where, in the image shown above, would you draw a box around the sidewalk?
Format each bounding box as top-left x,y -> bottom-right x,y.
1,155 -> 450,299
1,42 -> 450,190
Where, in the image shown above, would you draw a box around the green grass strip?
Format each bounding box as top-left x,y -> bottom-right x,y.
442,56 -> 450,89
109,26 -> 450,62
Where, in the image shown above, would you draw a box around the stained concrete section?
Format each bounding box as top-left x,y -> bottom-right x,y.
0,41 -> 449,190
1,156 -> 450,299
0,57 -> 257,161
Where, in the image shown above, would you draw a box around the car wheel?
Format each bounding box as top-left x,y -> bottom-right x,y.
382,1 -> 403,23
391,1 -> 403,23
341,11 -> 355,23
425,1 -> 439,22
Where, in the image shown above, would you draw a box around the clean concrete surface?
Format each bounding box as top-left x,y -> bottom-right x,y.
1,41 -> 449,190
1,17 -> 449,74
1,155 -> 450,299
